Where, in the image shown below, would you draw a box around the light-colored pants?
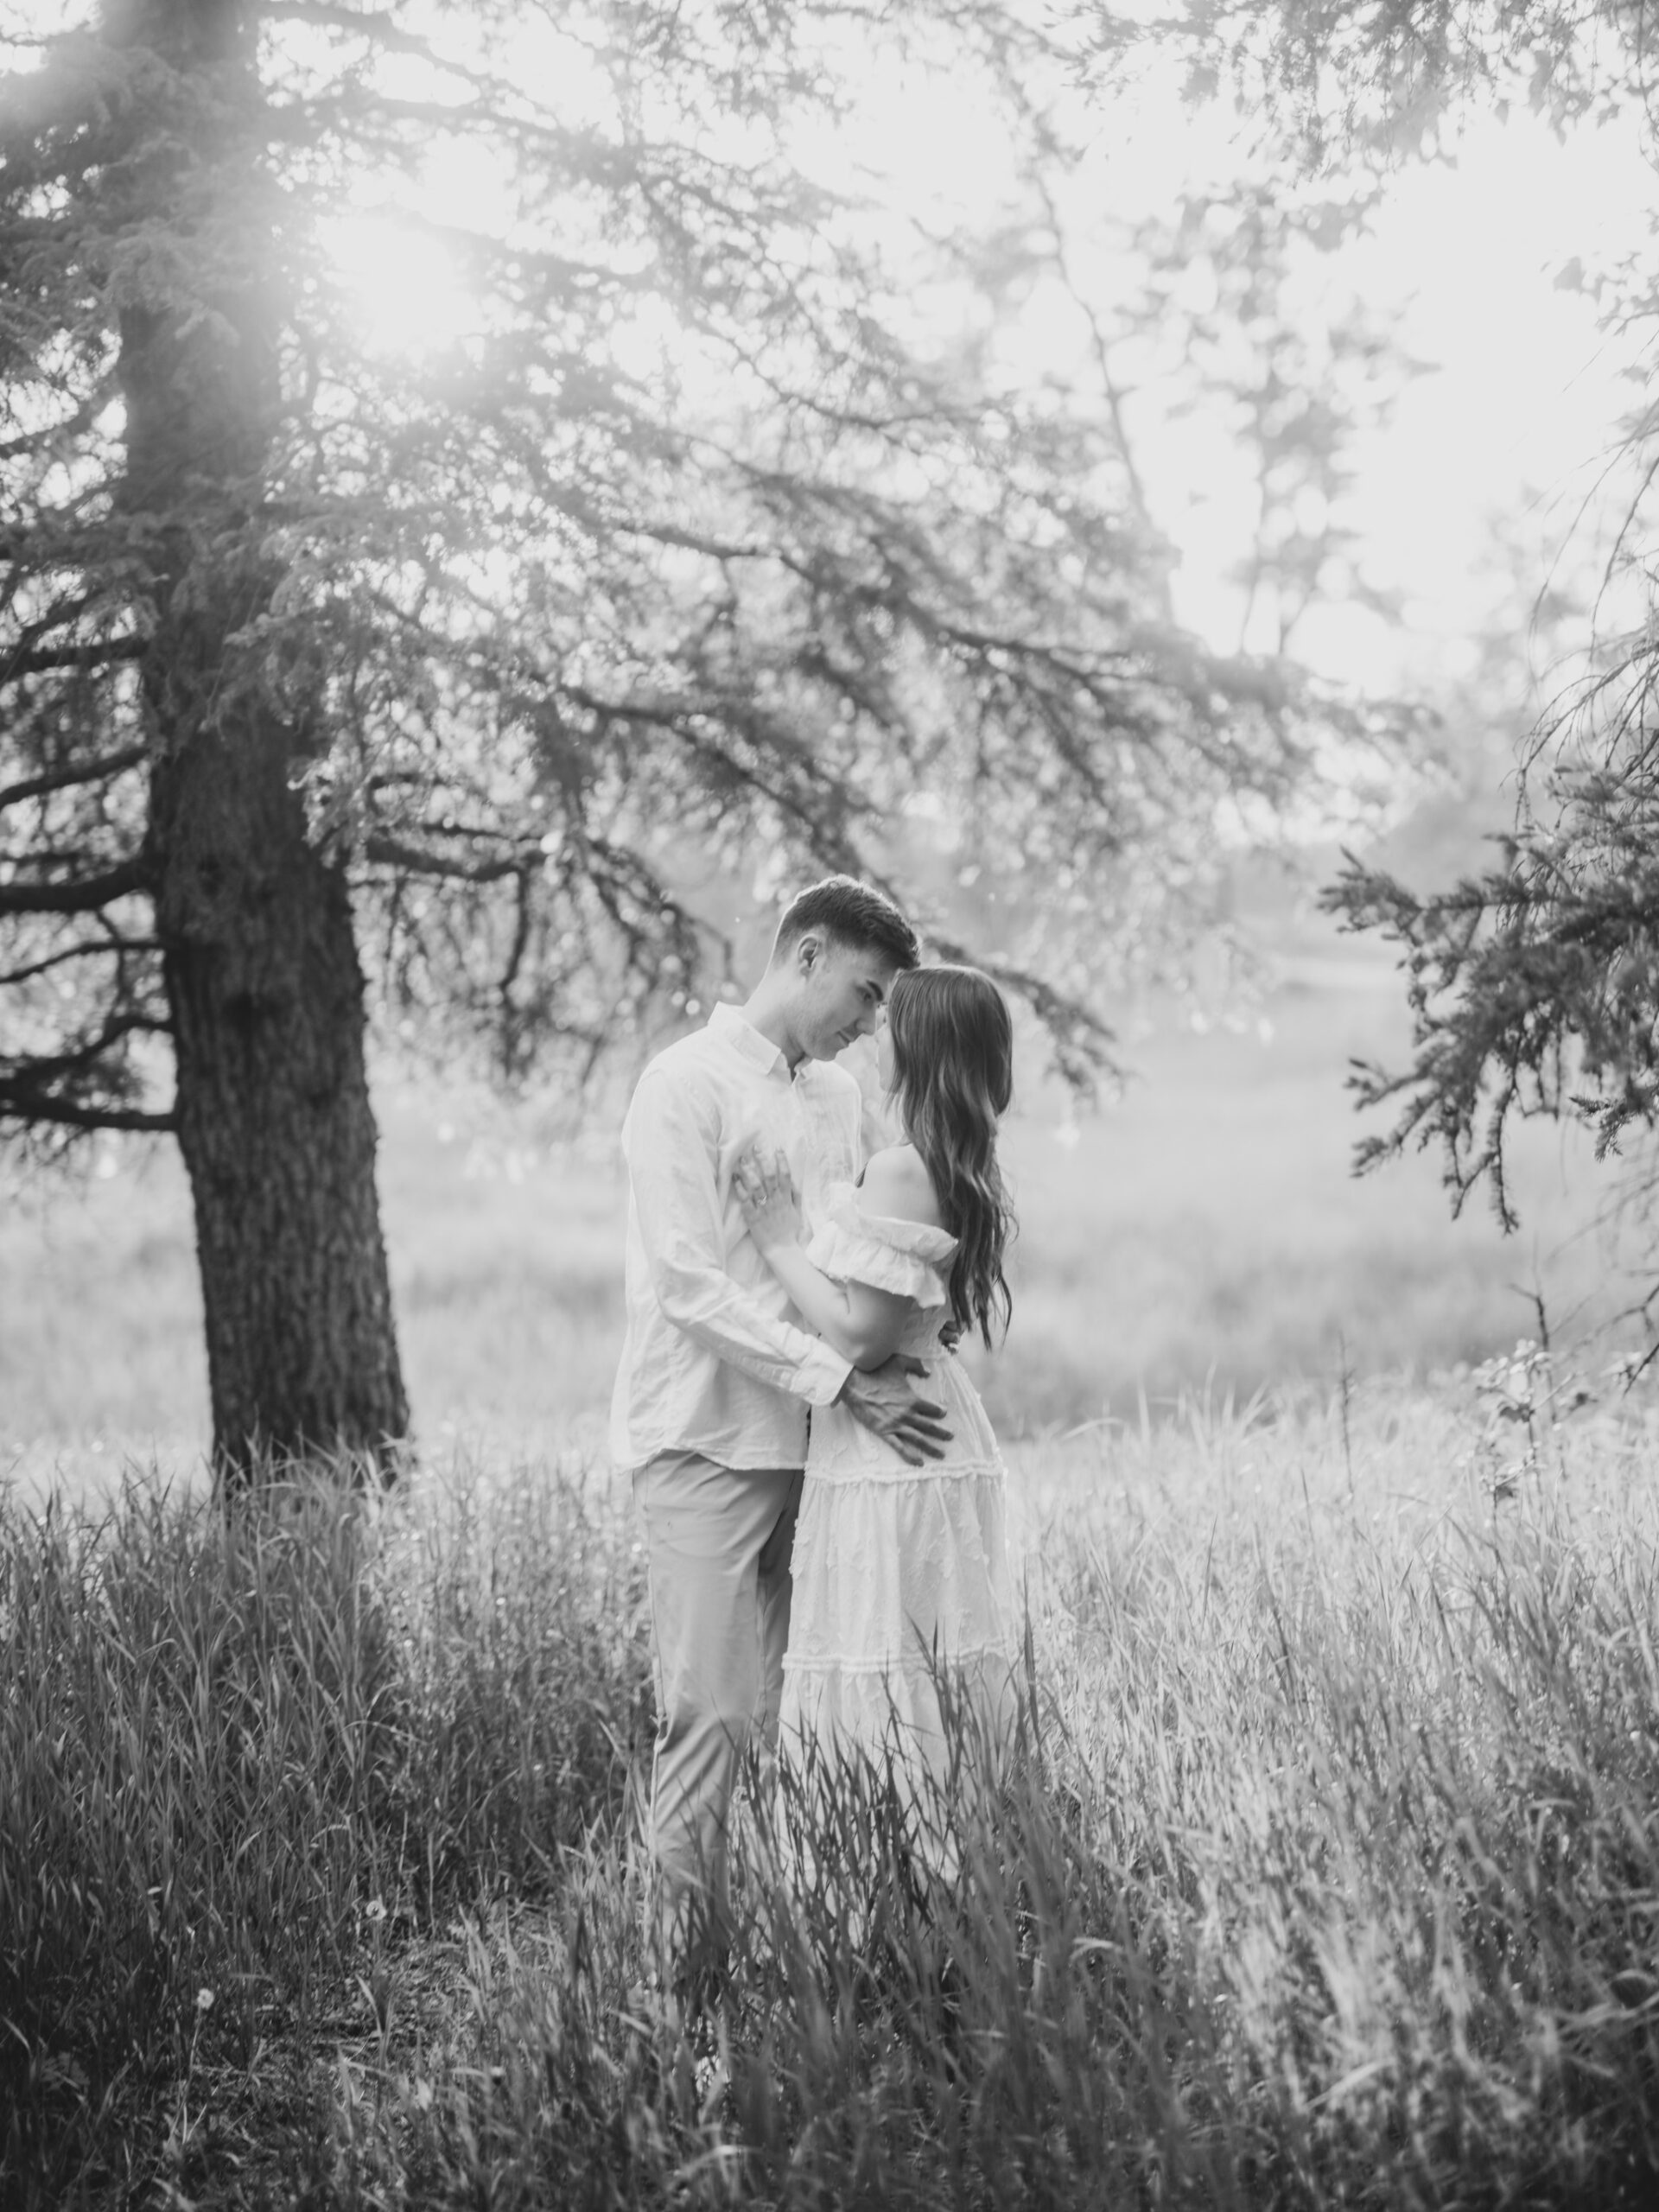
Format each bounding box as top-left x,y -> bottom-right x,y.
632,1450 -> 804,1938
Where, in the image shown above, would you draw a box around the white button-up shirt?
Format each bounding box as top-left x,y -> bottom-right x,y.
608,1002 -> 863,1472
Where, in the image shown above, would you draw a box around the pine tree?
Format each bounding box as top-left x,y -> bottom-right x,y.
1325,674 -> 1659,1230
3,0 -> 1340,1472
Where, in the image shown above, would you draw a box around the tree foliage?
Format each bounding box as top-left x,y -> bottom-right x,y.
0,0 -> 1348,1142
1134,0 -> 1659,157
1071,0 -> 1659,1230
1328,642 -> 1659,1226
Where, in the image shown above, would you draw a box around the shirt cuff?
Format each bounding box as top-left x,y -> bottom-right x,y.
798,1341 -> 854,1408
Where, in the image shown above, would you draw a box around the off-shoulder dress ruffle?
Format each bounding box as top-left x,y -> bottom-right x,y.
783,1179 -> 1019,1788
802,1182 -> 956,1312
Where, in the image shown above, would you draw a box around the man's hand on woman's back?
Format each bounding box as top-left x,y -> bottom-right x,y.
837,1354 -> 951,1465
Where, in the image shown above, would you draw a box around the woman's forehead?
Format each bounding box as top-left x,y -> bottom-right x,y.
827,940 -> 896,994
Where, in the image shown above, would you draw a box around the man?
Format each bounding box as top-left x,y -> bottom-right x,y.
611,875 -> 950,1947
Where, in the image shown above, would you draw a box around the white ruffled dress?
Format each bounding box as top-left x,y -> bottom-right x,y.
781,1180 -> 1020,1780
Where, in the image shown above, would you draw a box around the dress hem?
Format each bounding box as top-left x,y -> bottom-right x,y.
805,1457 -> 1006,1485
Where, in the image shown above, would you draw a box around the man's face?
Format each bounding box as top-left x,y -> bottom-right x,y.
794,934 -> 897,1062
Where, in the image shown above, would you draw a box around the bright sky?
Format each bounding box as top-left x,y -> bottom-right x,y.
11,3 -> 1656,708
827,54 -> 1659,695
1256,108 -> 1656,690
786,48 -> 1658,699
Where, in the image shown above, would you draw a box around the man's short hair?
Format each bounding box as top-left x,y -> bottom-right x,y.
772,875 -> 919,971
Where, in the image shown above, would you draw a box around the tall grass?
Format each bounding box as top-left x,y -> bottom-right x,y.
2,1481 -> 391,2136
7,1379 -> 1659,2205
0,1456 -> 651,2202
316,1385 -> 1659,2209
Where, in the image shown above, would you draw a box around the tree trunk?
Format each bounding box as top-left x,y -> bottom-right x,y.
150,721 -> 409,1479
117,0 -> 408,1478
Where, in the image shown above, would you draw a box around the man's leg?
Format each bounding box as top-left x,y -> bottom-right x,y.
753,1466 -> 804,1755
632,1452 -> 802,1945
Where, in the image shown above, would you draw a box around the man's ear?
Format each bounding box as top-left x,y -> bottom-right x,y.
795,930 -> 822,975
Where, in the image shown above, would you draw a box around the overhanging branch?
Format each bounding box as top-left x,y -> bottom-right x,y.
0,745 -> 148,813
0,1083 -> 177,1135
0,374 -> 120,463
15,1010 -> 171,1083
0,934 -> 161,988
362,832 -> 534,884
259,3 -> 442,56
0,636 -> 146,688
0,855 -> 150,913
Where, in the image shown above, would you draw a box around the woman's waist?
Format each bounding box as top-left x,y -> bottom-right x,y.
809,1374 -> 999,1465
830,1349 -> 972,1395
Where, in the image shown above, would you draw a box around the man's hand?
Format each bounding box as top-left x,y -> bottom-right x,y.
838,1354 -> 951,1465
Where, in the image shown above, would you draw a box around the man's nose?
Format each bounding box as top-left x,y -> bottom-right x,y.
855,1005 -> 878,1037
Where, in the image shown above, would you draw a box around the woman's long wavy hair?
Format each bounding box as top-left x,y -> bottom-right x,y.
886,964 -> 1015,1348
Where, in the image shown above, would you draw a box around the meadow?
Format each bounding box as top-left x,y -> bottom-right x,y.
6,1377 -> 1659,2207
0,929 -> 1626,1493
5,934 -> 1659,2207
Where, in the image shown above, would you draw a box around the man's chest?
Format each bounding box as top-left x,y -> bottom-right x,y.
713,1072 -> 858,1198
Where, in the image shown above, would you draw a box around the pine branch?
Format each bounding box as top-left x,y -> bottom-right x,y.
0,933 -> 161,988
11,1012 -> 172,1083
0,636 -> 145,687
0,374 -> 121,463
257,3 -> 435,53
0,855 -> 150,913
0,1082 -> 177,1135
0,745 -> 148,813
360,832 -> 533,884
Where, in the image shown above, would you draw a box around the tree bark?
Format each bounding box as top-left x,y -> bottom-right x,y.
118,0 -> 408,1478
149,718 -> 409,1479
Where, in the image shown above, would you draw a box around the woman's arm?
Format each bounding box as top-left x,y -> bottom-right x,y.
622,1071 -> 853,1404
732,1148 -> 917,1370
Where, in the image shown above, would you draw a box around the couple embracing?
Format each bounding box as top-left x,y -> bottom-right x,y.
609,876 -> 1020,1942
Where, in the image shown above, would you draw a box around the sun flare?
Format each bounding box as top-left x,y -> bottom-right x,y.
323,210 -> 479,361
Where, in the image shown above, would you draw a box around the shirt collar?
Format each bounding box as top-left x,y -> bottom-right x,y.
709,1000 -> 793,1078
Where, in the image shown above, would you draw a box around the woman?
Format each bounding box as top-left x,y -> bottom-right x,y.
733,963 -> 1020,1793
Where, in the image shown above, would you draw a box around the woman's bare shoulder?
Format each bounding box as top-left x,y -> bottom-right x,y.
858,1142 -> 944,1230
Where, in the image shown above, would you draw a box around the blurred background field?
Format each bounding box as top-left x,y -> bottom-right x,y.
3,863 -> 1631,1502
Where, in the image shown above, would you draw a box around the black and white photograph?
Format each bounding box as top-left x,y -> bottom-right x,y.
5,0 -> 1659,2202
